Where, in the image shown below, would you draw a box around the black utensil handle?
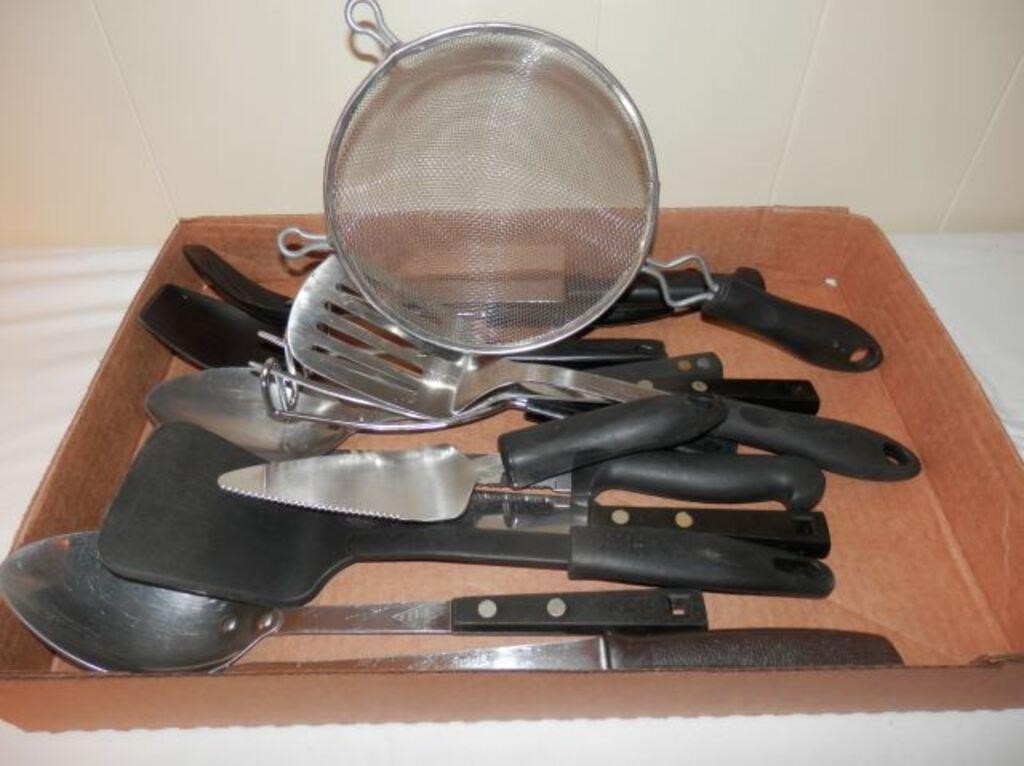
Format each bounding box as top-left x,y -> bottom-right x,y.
567,526 -> 834,597
351,526 -> 571,569
598,268 -> 766,326
521,378 -> 819,421
588,353 -> 725,385
183,245 -> 293,327
714,399 -> 921,481
521,399 -> 736,455
705,379 -> 820,415
499,394 -> 727,488
450,589 -> 707,633
701,276 -> 883,372
138,285 -> 285,370
603,629 -> 903,669
578,452 -> 826,514
511,338 -> 666,368
587,505 -> 830,558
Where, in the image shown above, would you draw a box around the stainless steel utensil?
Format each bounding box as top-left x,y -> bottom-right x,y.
286,258 -> 691,420
0,532 -> 707,673
322,0 -> 666,355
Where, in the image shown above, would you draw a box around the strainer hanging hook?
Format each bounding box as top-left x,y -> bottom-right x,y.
345,0 -> 402,52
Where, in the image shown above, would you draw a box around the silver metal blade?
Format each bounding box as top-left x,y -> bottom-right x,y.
330,637 -> 607,671
279,601 -> 453,634
217,446 -> 487,522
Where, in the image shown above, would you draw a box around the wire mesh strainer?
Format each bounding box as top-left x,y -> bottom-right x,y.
323,0 -> 664,354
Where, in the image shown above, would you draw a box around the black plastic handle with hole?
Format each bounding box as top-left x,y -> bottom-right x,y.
712,399 -> 920,481
701,276 -> 883,372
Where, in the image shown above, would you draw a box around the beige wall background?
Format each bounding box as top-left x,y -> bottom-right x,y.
2,0 -> 1023,247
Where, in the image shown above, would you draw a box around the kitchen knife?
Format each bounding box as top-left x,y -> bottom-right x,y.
327,629 -> 904,670
218,448 -> 826,519
270,588 -> 708,635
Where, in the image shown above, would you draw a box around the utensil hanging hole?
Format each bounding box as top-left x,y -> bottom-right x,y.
883,442 -> 911,466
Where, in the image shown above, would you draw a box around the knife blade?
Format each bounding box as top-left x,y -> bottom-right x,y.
325,629 -> 903,671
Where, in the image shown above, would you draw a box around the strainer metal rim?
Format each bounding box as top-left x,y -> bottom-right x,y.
322,21 -> 660,355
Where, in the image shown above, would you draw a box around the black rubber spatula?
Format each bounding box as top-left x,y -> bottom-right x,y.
97,424 -> 834,606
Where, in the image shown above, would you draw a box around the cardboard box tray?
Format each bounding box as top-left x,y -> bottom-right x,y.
1,207 -> 1022,730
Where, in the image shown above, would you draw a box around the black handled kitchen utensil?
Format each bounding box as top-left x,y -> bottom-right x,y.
701,275 -> 883,372
183,243 -> 766,335
336,628 -> 903,670
220,447 -> 826,519
523,394 -> 920,482
140,284 -> 668,372
98,424 -> 834,606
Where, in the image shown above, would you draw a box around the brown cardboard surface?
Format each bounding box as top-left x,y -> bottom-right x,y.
0,207 -> 1021,730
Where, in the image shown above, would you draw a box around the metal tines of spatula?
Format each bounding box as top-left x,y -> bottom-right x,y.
285,257 -> 706,420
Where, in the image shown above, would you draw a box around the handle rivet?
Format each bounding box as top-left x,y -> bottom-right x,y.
477,599 -> 498,619
258,613 -> 275,630
690,380 -> 709,393
546,598 -> 567,618
678,360 -> 693,372
637,379 -> 654,389
611,509 -> 631,525
220,617 -> 238,633
674,511 -> 694,528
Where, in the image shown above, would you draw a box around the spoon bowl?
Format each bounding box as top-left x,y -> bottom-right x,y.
0,533 -> 277,672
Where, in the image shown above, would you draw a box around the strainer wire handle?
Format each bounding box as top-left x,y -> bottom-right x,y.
345,0 -> 402,52
277,227 -> 333,261
641,254 -> 720,310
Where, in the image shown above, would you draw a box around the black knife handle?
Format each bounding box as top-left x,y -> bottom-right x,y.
567,526 -> 834,597
450,589 -> 707,633
598,268 -> 766,326
508,338 -> 666,368
522,378 -> 820,421
587,505 -> 830,558
713,399 -> 921,481
603,629 -> 903,669
701,276 -> 883,372
184,244 -> 293,327
499,394 -> 727,488
576,452 -> 825,514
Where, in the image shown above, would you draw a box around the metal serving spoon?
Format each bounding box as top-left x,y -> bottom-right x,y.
0,533 -> 710,673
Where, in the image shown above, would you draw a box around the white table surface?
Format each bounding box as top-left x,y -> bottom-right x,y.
0,235 -> 1021,763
